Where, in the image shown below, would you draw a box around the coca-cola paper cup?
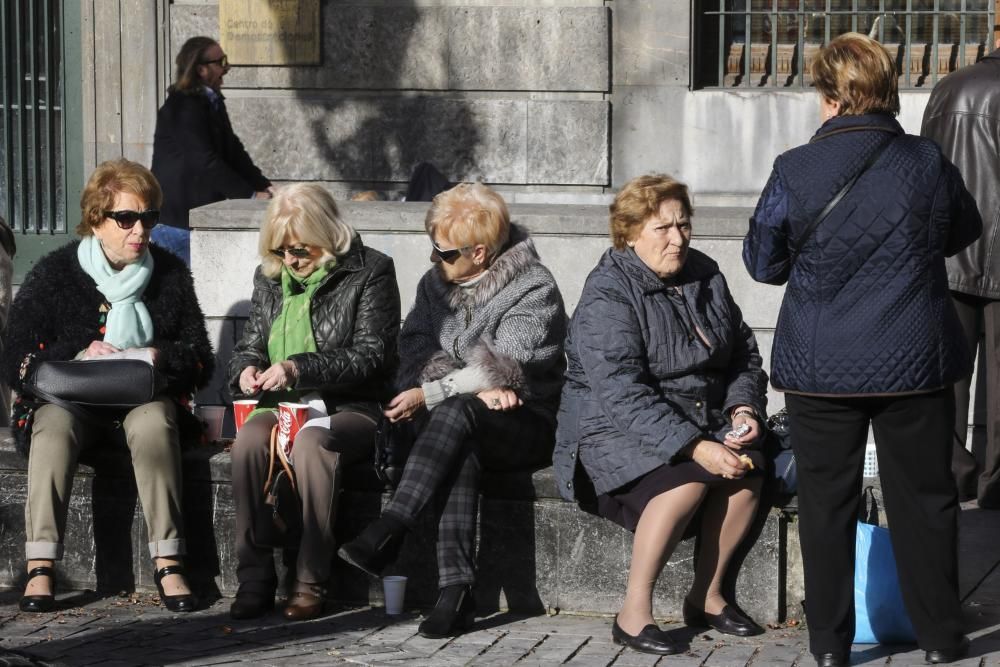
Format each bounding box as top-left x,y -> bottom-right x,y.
232,399 -> 259,433
277,402 -> 309,463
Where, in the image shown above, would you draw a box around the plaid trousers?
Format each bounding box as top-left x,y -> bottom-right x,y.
383,394 -> 554,588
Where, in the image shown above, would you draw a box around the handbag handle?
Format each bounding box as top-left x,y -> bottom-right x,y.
263,424 -> 298,496
27,382 -> 112,430
789,134 -> 896,262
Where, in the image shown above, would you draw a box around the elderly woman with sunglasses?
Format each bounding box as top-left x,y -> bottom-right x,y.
3,159 -> 215,613
338,183 -> 567,639
227,183 -> 400,621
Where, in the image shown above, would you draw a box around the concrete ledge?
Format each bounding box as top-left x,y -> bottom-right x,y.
0,428 -> 793,622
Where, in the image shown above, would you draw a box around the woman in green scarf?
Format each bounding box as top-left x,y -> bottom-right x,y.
228,183 -> 400,621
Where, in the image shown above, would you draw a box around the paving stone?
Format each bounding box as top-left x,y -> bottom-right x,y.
564,639 -> 623,666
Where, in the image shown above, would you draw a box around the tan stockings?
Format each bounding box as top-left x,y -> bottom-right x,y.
616,478 -> 761,635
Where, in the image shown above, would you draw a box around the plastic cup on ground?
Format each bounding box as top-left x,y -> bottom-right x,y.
382,576 -> 407,615
195,405 -> 226,442
232,399 -> 259,433
277,402 -> 310,463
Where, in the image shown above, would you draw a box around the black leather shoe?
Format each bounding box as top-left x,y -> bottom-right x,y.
154,564 -> 198,613
230,588 -> 276,620
611,617 -> 682,655
417,584 -> 476,638
814,652 -> 850,667
337,516 -> 407,577
925,636 -> 970,664
19,566 -> 56,613
682,598 -> 765,637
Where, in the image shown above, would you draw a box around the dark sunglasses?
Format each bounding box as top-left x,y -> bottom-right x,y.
270,246 -> 313,259
431,240 -> 471,264
103,209 -> 159,229
200,55 -> 229,68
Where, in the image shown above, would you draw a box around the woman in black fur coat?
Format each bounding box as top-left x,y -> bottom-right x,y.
3,159 -> 214,614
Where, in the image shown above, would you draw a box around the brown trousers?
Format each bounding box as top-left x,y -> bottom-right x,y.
231,410 -> 374,593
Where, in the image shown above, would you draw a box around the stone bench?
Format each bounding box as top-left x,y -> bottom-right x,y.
0,427 -> 797,622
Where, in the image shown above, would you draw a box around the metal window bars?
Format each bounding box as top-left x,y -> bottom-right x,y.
701,0 -> 995,88
0,0 -> 65,234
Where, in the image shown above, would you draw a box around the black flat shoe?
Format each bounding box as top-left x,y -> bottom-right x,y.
337,515 -> 407,578
814,652 -> 850,667
154,564 -> 198,613
925,636 -> 970,664
611,617 -> 682,655
682,598 -> 764,637
230,588 -> 276,620
19,566 -> 56,613
417,584 -> 476,638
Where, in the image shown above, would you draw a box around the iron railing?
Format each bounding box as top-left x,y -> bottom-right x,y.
697,0 -> 996,88
0,0 -> 65,233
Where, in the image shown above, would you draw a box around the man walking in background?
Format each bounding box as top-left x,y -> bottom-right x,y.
922,40 -> 1000,508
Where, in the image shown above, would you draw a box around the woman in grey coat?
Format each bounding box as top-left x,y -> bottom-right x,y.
339,183 -> 567,639
554,174 -> 768,655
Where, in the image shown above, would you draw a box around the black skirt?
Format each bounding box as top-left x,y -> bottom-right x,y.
596,449 -> 765,533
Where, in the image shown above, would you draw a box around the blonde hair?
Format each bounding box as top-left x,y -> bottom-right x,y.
258,183 -> 354,279
811,33 -> 900,116
425,183 -> 509,257
609,174 -> 693,250
77,159 -> 163,237
351,190 -> 379,202
170,36 -> 218,94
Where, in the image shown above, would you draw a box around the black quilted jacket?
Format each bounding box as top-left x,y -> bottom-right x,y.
228,237 -> 400,419
744,113 -> 982,395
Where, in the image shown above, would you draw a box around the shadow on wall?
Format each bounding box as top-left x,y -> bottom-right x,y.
279,2 -> 483,192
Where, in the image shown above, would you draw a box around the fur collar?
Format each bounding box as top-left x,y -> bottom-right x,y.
431,224 -> 541,311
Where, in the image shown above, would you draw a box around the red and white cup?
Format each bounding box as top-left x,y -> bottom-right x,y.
277,402 -> 310,463
232,399 -> 259,433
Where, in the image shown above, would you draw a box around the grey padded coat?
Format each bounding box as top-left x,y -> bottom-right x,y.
554,247 -> 768,500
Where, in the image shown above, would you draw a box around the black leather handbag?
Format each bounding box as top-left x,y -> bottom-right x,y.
24,359 -> 166,427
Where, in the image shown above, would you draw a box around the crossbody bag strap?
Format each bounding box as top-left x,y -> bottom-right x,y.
790,134 -> 897,262
28,384 -> 111,430
263,424 -> 299,496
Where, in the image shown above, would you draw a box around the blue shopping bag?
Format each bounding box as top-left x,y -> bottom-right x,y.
853,520 -> 916,644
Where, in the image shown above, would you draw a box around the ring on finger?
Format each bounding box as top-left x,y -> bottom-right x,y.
491,398 -> 501,408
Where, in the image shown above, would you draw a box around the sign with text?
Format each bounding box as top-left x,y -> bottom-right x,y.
219,0 -> 320,66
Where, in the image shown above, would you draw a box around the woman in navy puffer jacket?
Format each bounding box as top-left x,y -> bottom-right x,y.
744,34 -> 981,667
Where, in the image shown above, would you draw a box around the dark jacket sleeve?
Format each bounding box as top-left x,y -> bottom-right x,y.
718,276 -> 768,420
228,267 -> 273,395
149,264 -> 215,395
290,256 -> 401,391
744,167 -> 793,286
395,273 -> 448,391
2,262 -> 87,390
571,272 -> 703,460
940,158 -> 983,256
174,96 -> 268,199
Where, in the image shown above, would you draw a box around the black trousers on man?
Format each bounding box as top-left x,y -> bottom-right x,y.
785,390 -> 964,656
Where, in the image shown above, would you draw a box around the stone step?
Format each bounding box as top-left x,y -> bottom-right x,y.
0,428 -> 794,622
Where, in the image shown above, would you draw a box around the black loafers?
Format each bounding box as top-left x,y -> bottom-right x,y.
154,564 -> 198,613
814,652 -> 850,667
611,617 -> 682,655
230,589 -> 276,620
682,598 -> 765,637
925,636 -> 970,664
19,566 -> 56,613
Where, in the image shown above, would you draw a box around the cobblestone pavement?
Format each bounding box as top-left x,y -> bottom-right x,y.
0,592 -> 998,667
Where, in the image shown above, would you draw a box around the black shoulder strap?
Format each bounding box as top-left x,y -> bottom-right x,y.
789,136 -> 896,262
28,384 -> 110,430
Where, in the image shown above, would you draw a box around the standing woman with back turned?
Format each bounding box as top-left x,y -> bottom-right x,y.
151,36 -> 273,265
744,33 -> 981,667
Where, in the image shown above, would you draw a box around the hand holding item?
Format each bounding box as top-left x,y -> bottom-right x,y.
477,387 -> 521,411
83,340 -> 121,359
689,439 -> 749,479
725,406 -> 761,449
238,365 -> 261,395
384,387 -> 425,423
257,361 -> 298,392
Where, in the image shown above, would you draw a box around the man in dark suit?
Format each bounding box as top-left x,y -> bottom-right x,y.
151,36 -> 273,265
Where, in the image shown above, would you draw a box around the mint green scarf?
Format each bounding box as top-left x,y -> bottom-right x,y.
76,236 -> 154,349
252,264 -> 330,413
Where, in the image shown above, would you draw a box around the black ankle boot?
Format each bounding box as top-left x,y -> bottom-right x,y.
337,515 -> 407,577
418,585 -> 476,639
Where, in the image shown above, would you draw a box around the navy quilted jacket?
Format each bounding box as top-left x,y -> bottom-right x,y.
744,113 -> 982,395
554,247 -> 768,499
